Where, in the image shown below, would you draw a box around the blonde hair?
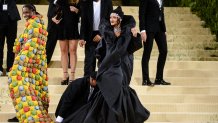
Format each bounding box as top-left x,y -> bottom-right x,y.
69,0 -> 79,4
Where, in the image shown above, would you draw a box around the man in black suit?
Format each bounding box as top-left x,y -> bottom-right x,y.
0,0 -> 20,76
139,0 -> 171,85
79,0 -> 113,76
46,0 -> 59,64
55,72 -> 98,123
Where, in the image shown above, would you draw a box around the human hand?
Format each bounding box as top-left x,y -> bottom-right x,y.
131,27 -> 138,37
52,16 -> 62,24
79,40 -> 86,48
93,34 -> 101,43
141,32 -> 147,42
70,6 -> 79,13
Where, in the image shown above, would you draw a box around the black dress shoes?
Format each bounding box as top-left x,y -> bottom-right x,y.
142,80 -> 154,86
154,79 -> 171,85
8,117 -> 19,122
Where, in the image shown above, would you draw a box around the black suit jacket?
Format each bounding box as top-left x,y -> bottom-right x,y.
47,0 -> 57,19
139,0 -> 166,32
55,76 -> 97,119
0,0 -> 20,23
80,0 -> 113,42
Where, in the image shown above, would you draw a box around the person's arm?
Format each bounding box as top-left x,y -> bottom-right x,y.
139,0 -> 148,32
127,33 -> 142,54
79,1 -> 85,40
162,2 -> 166,32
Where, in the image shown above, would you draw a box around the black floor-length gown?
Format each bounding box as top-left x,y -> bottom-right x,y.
63,15 -> 150,123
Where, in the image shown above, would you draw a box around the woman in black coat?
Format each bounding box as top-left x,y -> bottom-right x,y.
63,6 -> 150,123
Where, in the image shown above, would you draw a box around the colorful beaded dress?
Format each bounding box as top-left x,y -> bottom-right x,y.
8,15 -> 53,123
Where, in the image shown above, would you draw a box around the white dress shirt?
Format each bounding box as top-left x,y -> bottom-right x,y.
53,0 -> 58,4
88,86 -> 94,100
157,0 -> 162,8
93,0 -> 101,31
56,116 -> 64,122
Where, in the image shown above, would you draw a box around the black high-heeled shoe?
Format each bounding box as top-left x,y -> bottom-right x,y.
61,72 -> 69,85
61,77 -> 69,85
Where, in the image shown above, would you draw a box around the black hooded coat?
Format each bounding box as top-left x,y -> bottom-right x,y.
63,15 -> 150,123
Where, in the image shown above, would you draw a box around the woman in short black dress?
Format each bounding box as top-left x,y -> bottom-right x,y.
53,0 -> 80,84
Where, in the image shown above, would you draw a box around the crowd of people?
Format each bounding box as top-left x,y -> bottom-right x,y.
0,0 -> 172,122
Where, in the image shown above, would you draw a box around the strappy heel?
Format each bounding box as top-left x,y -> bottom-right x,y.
68,71 -> 75,84
61,72 -> 69,85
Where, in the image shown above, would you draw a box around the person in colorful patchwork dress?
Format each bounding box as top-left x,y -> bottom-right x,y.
8,4 -> 53,123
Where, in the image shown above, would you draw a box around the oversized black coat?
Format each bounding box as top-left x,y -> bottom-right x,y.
63,15 -> 150,123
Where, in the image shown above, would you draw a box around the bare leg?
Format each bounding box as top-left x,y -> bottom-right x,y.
69,40 -> 78,81
59,40 -> 69,82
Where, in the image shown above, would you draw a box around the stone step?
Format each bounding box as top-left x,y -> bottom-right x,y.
112,0 -> 122,6
1,85 -> 218,96
167,35 -> 215,42
134,56 -> 218,61
166,28 -> 210,35
2,94 -> 218,105
17,18 -> 204,31
4,68 -> 218,78
50,49 -> 218,58
47,35 -> 214,45
16,6 -> 193,15
17,25 -> 211,35
62,60 -> 218,70
147,112 -> 218,122
133,69 -> 218,78
46,61 -> 218,70
133,61 -> 218,70
121,7 -> 192,14
166,42 -> 218,50
16,7 -> 195,24
165,21 -> 204,28
133,77 -> 218,86
50,42 -> 218,52
41,50 -> 218,60
1,76 -> 218,86
131,14 -> 201,21
1,103 -> 218,113
40,7 -> 194,15
135,49 -> 218,57
18,14 -> 205,30
49,55 -> 218,62
0,112 -> 217,122
17,20 -> 206,29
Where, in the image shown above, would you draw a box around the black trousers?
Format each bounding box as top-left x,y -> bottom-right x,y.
0,21 -> 17,72
142,31 -> 168,81
46,18 -> 58,64
84,31 -> 99,76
